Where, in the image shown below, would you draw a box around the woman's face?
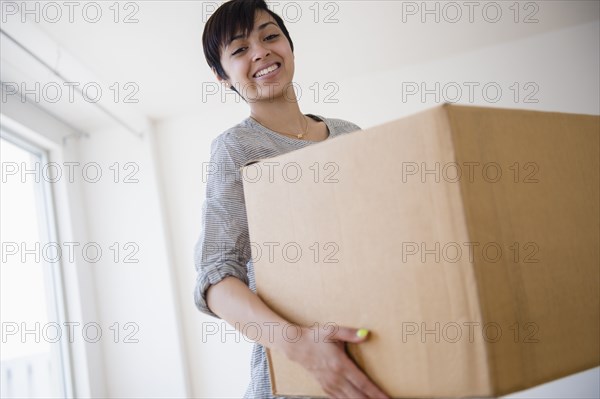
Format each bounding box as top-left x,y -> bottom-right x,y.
218,10 -> 294,102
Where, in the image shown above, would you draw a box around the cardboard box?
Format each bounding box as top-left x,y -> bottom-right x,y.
241,104 -> 600,398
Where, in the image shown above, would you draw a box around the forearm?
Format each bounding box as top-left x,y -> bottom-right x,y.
206,276 -> 299,357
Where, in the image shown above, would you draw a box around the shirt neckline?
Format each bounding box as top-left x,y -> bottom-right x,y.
245,114 -> 332,143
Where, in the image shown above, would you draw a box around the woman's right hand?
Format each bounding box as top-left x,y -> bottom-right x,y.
284,323 -> 390,399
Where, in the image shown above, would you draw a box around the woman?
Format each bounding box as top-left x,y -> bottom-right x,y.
194,1 -> 389,398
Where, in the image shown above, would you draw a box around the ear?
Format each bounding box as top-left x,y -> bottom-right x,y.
212,68 -> 228,87
211,67 -> 220,81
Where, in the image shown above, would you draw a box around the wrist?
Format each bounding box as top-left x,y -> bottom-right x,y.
277,325 -> 309,361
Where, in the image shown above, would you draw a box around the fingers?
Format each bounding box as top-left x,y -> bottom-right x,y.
330,326 -> 388,398
308,325 -> 388,399
347,377 -> 390,399
324,369 -> 388,399
323,379 -> 367,399
339,379 -> 369,399
319,367 -> 363,399
343,357 -> 390,399
331,325 -> 370,344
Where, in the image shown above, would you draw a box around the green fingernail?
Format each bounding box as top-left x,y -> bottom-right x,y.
356,328 -> 369,338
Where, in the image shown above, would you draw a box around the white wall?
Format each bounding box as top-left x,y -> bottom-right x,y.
154,20 -> 600,398
69,123 -> 189,398
153,106 -> 252,399
329,19 -> 600,128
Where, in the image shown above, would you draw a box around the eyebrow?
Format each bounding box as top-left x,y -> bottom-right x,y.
227,21 -> 277,47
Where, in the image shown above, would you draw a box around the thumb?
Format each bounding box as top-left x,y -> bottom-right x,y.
331,326 -> 370,343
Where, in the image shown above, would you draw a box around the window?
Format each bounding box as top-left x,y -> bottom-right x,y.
1,130 -> 73,398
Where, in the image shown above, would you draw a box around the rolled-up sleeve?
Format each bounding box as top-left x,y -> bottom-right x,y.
193,133 -> 252,319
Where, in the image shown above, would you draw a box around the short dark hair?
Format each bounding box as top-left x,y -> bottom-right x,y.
202,0 -> 294,87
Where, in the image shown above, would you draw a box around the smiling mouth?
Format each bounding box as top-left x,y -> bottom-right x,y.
254,63 -> 281,78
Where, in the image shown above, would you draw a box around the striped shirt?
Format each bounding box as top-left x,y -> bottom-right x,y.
194,114 -> 362,399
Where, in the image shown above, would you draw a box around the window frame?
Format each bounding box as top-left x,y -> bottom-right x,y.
1,125 -> 75,398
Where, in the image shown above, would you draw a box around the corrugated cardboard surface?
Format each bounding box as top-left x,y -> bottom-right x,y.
241,104 -> 599,398
446,105 -> 600,395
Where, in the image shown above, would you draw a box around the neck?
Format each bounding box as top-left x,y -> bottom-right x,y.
248,87 -> 306,133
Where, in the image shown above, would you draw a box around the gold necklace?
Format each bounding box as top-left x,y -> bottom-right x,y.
252,115 -> 309,140
296,116 -> 309,139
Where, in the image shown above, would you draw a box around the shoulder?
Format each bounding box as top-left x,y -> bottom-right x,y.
209,121 -> 259,166
311,114 -> 362,135
212,119 -> 257,147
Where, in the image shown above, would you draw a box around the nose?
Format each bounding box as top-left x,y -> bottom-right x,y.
252,42 -> 271,62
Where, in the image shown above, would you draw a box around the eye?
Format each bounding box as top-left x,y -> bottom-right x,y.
231,47 -> 247,56
230,34 -> 279,56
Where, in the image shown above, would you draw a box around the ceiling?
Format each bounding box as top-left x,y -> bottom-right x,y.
4,0 -> 600,125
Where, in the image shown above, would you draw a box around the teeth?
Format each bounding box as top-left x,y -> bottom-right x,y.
255,64 -> 279,77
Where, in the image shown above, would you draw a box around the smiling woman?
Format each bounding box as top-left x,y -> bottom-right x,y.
193,1 -> 388,399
